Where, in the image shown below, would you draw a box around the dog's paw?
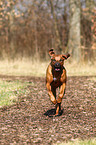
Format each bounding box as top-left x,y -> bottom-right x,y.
55,110 -> 63,117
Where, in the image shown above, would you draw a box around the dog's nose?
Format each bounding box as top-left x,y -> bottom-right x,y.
54,62 -> 61,67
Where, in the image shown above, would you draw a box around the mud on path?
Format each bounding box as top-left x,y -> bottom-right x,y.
0,75 -> 96,145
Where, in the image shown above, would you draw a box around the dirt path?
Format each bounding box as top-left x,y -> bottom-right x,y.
0,76 -> 96,145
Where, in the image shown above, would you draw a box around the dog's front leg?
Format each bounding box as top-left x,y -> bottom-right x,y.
46,82 -> 57,105
55,82 -> 66,115
57,82 -> 66,103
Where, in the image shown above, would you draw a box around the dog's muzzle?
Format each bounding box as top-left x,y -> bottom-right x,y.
54,62 -> 61,71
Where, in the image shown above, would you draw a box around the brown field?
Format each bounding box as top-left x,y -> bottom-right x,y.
0,74 -> 96,144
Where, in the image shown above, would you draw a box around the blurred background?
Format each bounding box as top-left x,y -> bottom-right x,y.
0,0 -> 96,64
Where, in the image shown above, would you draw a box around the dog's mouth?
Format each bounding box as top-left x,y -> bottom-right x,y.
53,62 -> 61,71
54,66 -> 61,71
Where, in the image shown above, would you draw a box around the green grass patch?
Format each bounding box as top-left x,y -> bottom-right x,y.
0,79 -> 34,107
56,138 -> 96,145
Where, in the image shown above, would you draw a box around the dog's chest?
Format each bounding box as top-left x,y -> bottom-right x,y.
51,77 -> 62,88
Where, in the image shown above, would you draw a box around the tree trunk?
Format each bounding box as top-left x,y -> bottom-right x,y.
68,0 -> 81,62
8,11 -> 15,60
48,0 -> 62,54
85,0 -> 95,64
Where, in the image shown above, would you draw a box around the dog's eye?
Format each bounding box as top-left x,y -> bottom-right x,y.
52,59 -> 56,62
60,59 -> 63,62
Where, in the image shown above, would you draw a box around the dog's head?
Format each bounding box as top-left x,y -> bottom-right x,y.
49,48 -> 70,72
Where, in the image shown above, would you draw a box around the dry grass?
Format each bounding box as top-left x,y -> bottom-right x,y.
65,61 -> 96,77
56,138 -> 96,145
0,59 -> 96,77
0,59 -> 48,77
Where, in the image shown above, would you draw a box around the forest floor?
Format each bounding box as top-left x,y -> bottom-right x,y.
0,75 -> 96,145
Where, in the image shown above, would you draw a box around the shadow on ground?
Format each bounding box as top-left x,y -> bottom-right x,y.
44,108 -> 64,117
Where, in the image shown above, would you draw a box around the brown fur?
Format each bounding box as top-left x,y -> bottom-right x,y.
46,49 -> 70,116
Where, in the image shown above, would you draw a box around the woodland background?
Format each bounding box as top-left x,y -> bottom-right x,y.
0,1 -> 96,144
0,0 -> 96,63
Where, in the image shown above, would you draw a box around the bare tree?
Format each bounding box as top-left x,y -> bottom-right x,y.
0,0 -> 95,62
48,0 -> 62,54
68,0 -> 81,62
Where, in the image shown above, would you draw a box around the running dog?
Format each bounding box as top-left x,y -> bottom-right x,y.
46,48 -> 70,116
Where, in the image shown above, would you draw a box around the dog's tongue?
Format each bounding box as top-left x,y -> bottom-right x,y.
55,68 -> 60,71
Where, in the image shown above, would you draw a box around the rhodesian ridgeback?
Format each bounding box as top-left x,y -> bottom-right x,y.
46,49 -> 70,116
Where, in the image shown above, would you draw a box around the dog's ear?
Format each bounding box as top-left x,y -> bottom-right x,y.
49,48 -> 55,57
62,53 -> 70,60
